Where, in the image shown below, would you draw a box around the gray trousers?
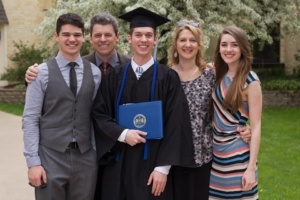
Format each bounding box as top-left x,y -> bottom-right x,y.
35,145 -> 97,200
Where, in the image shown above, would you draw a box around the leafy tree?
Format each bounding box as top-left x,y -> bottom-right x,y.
0,41 -> 50,82
35,0 -> 300,62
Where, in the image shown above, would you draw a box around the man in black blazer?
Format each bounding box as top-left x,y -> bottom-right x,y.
83,13 -> 130,200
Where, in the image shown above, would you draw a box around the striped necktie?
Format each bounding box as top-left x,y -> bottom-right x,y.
100,62 -> 108,75
136,66 -> 143,80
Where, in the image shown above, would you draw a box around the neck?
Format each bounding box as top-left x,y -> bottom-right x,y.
133,54 -> 152,66
60,52 -> 79,62
96,50 -> 115,63
177,58 -> 197,71
173,59 -> 200,81
227,62 -> 239,77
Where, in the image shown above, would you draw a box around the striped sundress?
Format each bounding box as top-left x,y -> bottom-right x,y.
209,71 -> 259,200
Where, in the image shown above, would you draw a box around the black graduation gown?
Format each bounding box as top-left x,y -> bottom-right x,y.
92,63 -> 195,200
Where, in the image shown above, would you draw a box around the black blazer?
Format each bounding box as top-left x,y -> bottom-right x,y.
84,51 -> 130,162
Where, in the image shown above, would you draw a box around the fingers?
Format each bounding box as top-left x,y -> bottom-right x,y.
153,180 -> 166,196
238,126 -> 251,143
147,173 -> 153,186
241,136 -> 250,143
25,65 -> 39,83
242,173 -> 256,191
28,166 -> 46,187
125,130 -> 147,146
148,171 -> 167,196
42,169 -> 47,183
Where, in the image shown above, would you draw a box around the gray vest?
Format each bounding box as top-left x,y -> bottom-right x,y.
39,57 -> 95,153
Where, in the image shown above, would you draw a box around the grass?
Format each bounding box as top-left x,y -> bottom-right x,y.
0,103 -> 24,116
259,106 -> 300,199
0,103 -> 299,198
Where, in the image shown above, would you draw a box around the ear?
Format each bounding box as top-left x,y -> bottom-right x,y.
116,33 -> 120,42
127,34 -> 132,44
55,32 -> 59,42
82,33 -> 85,42
153,35 -> 157,45
89,34 -> 93,44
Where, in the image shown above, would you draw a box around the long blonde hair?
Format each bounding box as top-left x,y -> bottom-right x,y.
214,26 -> 253,113
167,20 -> 206,69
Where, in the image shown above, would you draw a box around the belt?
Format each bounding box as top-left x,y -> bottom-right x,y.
67,142 -> 79,149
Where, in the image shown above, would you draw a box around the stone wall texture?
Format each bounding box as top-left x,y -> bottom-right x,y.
0,88 -> 26,104
0,88 -> 299,107
262,90 -> 300,107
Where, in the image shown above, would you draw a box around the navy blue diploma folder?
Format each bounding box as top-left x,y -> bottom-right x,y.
118,101 -> 164,139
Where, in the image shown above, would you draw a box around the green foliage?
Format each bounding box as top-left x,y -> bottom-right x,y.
81,40 -> 93,56
34,0 -> 300,62
256,67 -> 300,92
256,67 -> 286,81
0,41 -> 50,82
263,80 -> 300,92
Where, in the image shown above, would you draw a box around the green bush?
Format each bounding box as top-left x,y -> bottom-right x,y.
0,41 -> 50,82
256,66 -> 300,92
262,79 -> 300,92
255,66 -> 286,81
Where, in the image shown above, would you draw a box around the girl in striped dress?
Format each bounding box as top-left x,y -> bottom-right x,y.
209,26 -> 262,200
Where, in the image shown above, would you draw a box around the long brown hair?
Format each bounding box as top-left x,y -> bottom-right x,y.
214,26 -> 253,113
167,20 -> 206,69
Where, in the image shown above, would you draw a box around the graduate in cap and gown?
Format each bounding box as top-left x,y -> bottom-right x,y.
92,7 -> 195,200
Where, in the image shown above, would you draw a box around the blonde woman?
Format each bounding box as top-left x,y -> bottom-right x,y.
168,20 -> 216,199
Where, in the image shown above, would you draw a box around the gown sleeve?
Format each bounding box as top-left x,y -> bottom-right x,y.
92,68 -> 125,163
154,67 -> 196,167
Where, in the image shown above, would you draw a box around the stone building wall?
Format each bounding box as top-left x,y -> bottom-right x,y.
280,31 -> 300,74
0,0 -> 55,76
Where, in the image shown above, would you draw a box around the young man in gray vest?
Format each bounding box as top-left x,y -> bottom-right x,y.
22,13 -> 101,200
24,13 -> 130,200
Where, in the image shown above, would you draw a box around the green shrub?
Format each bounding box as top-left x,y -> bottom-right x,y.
0,41 -> 50,82
255,66 -> 286,81
256,66 -> 300,92
262,79 -> 300,92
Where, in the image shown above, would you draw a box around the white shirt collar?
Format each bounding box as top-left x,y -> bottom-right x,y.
131,57 -> 154,75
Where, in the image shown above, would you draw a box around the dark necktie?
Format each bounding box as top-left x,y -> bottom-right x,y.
100,62 -> 109,75
69,62 -> 77,96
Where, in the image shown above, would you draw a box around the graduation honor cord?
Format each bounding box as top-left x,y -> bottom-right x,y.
116,59 -> 158,160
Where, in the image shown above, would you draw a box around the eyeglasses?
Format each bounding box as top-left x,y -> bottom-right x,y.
177,21 -> 199,28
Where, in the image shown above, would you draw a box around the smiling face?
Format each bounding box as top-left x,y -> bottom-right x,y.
219,33 -> 241,68
89,24 -> 120,60
176,29 -> 199,61
55,24 -> 84,61
127,27 -> 156,63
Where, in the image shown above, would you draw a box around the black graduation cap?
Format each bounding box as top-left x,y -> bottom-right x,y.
119,7 -> 170,29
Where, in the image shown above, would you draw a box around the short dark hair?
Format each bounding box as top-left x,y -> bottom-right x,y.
90,13 -> 119,35
56,13 -> 84,34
